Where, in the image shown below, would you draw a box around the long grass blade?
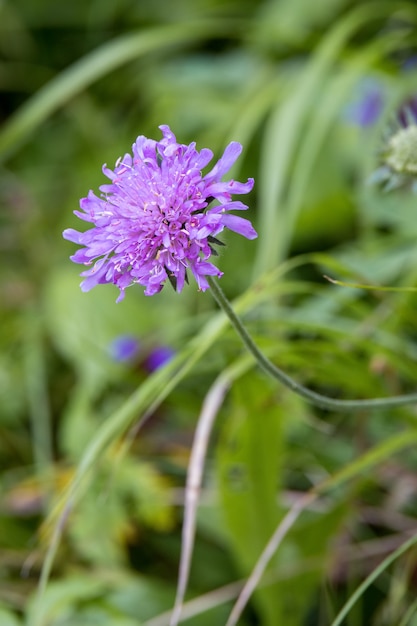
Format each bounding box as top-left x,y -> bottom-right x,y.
225,429 -> 417,625
330,532 -> 417,626
0,20 -> 240,160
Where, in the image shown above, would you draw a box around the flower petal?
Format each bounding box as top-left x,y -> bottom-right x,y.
206,178 -> 254,197
63,228 -> 83,243
204,142 -> 242,182
221,214 -> 258,239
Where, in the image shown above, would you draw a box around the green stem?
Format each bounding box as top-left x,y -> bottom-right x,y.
208,276 -> 417,412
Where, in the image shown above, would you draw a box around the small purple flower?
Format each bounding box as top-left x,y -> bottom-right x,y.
145,346 -> 175,372
63,126 -> 256,301
345,81 -> 384,127
108,335 -> 140,362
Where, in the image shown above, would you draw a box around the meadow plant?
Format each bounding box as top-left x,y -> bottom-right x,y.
64,126 -> 417,414
63,125 -> 256,300
4,5 -> 417,626
63,124 -> 417,626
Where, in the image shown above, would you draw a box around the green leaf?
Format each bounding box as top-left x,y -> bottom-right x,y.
25,575 -> 108,625
217,371 -> 289,625
0,607 -> 22,626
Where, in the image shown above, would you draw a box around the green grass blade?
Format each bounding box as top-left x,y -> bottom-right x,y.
0,20 -> 240,160
254,2 -> 417,277
30,271 -> 285,626
227,429 -> 417,626
330,532 -> 417,626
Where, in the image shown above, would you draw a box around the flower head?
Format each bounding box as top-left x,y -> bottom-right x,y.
108,335 -> 140,362
370,108 -> 417,192
63,125 -> 256,300
385,124 -> 417,175
145,346 -> 175,372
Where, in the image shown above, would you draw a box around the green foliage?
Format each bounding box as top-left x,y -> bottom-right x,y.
217,372 -> 286,625
2,0 -> 417,625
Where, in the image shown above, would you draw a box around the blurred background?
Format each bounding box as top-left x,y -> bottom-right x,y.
2,0 -> 417,624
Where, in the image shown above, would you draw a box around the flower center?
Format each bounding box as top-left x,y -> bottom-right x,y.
386,125 -> 417,174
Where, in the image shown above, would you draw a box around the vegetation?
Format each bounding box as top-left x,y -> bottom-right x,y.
2,1 -> 417,624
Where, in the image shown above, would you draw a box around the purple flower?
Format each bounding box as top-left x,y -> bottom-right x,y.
63,126 -> 256,301
108,335 -> 140,362
345,81 -> 384,127
145,346 -> 175,372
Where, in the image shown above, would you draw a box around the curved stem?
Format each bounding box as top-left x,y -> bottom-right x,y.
208,276 -> 417,412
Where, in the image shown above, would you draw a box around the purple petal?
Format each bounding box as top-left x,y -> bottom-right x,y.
159,125 -> 176,143
207,178 -> 254,197
80,272 -> 106,292
176,264 -> 186,293
204,142 -> 242,182
221,214 -> 258,239
220,201 -> 250,211
70,249 -> 91,264
63,228 -> 83,243
195,148 -> 214,170
190,260 -> 223,290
